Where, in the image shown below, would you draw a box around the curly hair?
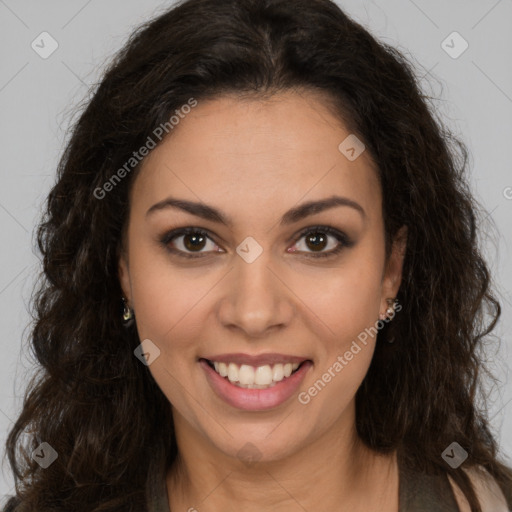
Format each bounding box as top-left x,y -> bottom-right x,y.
2,0 -> 512,510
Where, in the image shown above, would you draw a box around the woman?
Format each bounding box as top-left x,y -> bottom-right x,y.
2,0 -> 511,510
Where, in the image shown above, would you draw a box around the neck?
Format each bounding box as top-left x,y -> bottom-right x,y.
166,403 -> 398,511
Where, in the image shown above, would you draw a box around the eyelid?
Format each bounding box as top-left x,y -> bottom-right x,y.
160,225 -> 353,259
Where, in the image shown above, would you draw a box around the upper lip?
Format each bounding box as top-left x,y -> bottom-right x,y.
201,353 -> 310,366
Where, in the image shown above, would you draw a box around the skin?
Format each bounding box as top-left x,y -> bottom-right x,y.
118,89 -> 408,512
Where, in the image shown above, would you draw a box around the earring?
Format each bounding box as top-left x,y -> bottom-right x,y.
379,297 -> 398,344
122,297 -> 134,325
385,298 -> 397,319
379,297 -> 397,321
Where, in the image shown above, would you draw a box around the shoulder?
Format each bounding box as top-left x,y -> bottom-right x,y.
447,465 -> 509,512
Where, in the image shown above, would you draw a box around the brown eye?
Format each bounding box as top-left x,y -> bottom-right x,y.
182,232 -> 208,252
304,232 -> 328,252
160,225 -> 353,260
161,228 -> 220,258
289,226 -> 354,258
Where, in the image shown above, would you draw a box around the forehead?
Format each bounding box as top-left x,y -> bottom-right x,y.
130,91 -> 381,222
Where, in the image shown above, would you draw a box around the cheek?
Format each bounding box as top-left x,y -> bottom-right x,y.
295,259 -> 383,425
292,255 -> 384,343
127,252 -> 209,419
127,245 -> 208,356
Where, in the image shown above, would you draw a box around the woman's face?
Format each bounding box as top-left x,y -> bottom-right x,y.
119,90 -> 406,463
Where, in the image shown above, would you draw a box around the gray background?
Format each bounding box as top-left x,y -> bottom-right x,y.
1,0 -> 511,498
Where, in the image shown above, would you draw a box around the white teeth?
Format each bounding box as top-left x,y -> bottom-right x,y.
236,382 -> 274,389
272,364 -> 284,382
218,362 -> 228,377
238,365 -> 255,385
227,363 -> 239,382
254,365 -> 273,385
210,361 -> 303,388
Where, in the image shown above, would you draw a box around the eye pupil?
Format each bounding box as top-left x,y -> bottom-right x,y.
184,233 -> 206,251
306,233 -> 327,251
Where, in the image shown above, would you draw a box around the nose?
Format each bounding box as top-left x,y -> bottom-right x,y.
217,250 -> 295,339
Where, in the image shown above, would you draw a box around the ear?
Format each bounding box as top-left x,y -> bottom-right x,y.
380,225 -> 407,316
118,249 -> 132,304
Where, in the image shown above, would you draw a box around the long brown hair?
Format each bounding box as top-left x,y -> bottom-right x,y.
3,0 -> 511,510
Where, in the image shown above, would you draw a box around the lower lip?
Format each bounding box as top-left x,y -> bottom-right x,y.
200,359 -> 312,411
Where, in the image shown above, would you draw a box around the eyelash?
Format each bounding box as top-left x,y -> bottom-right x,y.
159,225 -> 354,260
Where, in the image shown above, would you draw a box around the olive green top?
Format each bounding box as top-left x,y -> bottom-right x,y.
398,462 -> 460,511
147,460 -> 461,511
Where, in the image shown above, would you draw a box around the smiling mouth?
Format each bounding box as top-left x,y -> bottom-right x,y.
203,359 -> 309,389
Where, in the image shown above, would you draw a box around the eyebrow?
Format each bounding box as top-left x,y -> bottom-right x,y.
146,195 -> 366,226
